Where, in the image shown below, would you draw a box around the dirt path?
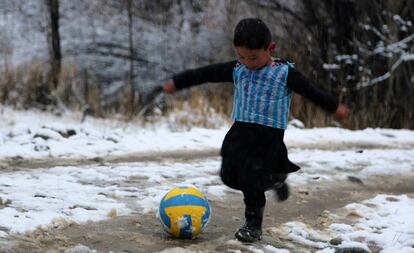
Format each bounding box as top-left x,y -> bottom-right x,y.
3,173 -> 414,253
2,140 -> 413,172
0,149 -> 220,173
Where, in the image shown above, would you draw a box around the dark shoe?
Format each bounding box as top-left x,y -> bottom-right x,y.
235,206 -> 264,242
235,225 -> 262,242
273,182 -> 289,201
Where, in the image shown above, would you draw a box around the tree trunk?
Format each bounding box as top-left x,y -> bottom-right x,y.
45,0 -> 61,91
127,0 -> 135,116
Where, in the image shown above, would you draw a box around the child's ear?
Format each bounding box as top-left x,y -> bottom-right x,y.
268,42 -> 276,53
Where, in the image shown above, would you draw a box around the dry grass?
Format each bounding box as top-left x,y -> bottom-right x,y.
1,61 -> 384,129
0,62 -> 340,129
0,61 -> 101,114
164,84 -> 233,129
163,85 -> 339,129
0,61 -> 49,108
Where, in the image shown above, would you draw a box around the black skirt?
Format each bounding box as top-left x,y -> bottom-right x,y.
220,121 -> 300,191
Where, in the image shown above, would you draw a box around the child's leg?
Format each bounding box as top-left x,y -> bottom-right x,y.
271,173 -> 289,201
235,188 -> 265,242
243,188 -> 266,207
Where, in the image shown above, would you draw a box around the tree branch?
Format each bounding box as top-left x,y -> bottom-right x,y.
244,0 -> 314,33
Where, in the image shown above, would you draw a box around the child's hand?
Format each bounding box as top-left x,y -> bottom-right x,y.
333,104 -> 349,121
163,79 -> 177,94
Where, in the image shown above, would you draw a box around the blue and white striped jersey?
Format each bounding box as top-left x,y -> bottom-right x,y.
172,59 -> 338,127
231,60 -> 292,129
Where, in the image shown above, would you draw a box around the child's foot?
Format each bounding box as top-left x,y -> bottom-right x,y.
236,206 -> 264,242
273,182 -> 289,201
235,225 -> 262,242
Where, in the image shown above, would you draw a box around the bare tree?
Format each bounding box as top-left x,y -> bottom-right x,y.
246,0 -> 413,129
126,0 -> 135,116
45,0 -> 61,91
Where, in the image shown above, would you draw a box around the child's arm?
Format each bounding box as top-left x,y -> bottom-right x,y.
287,67 -> 349,121
163,61 -> 237,93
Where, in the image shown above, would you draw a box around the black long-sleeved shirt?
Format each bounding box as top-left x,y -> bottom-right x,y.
172,60 -> 338,113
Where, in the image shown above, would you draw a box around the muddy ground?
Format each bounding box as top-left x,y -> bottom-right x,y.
2,160 -> 414,253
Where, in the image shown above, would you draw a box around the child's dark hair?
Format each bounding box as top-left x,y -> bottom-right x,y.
233,18 -> 271,50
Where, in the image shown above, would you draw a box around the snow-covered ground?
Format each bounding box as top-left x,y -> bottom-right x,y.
1,107 -> 414,252
1,107 -> 413,160
266,194 -> 414,253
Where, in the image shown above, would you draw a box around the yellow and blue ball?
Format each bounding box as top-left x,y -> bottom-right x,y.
159,186 -> 211,239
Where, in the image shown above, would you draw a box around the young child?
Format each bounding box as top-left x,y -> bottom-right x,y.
163,18 -> 349,242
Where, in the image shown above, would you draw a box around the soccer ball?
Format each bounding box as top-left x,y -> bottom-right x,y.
159,186 -> 211,239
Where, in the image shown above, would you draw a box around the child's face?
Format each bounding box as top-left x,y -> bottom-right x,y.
235,43 -> 275,70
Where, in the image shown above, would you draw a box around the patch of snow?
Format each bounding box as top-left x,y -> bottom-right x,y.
269,195 -> 414,253
64,244 -> 97,253
329,223 -> 354,233
156,248 -> 199,253
337,241 -> 371,252
315,249 -> 335,253
341,195 -> 414,252
263,245 -> 290,253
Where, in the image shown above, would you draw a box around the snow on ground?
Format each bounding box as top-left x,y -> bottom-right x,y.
1,146 -> 413,235
62,192 -> 414,253
0,159 -> 224,233
160,195 -> 414,253
288,148 -> 414,185
1,107 -> 414,252
0,107 -> 226,159
259,194 -> 414,253
1,107 -> 414,160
